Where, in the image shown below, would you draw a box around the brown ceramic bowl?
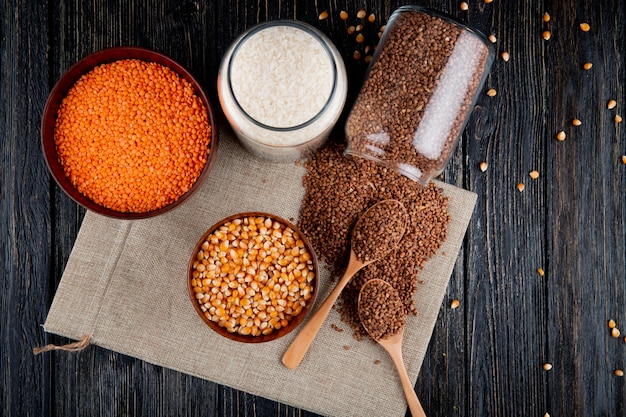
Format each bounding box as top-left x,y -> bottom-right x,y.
188,212 -> 319,343
41,46 -> 218,219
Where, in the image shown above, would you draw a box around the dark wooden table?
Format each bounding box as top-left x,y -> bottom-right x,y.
2,1 -> 625,416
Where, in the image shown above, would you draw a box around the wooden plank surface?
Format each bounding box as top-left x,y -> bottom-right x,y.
2,0 -> 625,416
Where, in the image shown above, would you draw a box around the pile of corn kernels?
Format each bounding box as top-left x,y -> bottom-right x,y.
191,215 -> 315,336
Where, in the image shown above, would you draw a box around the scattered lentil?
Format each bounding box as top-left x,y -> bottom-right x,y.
479,161 -> 488,172
54,59 -> 212,213
340,10 -> 348,20
190,215 -> 315,336
573,118 -> 582,126
542,31 -> 551,40
450,299 -> 460,309
487,88 -> 497,97
529,170 -> 539,179
543,13 -> 550,22
358,280 -> 405,340
356,9 -> 366,19
318,11 -> 328,20
612,328 -> 621,338
351,200 -> 408,263
607,99 -> 617,109
580,22 -> 590,32
543,363 -> 552,371
556,131 -> 566,141
583,62 -> 593,70
517,183 -> 525,192
615,115 -> 623,123
615,369 -> 624,377
501,51 -> 510,62
299,142 -> 451,340
460,2 -> 469,11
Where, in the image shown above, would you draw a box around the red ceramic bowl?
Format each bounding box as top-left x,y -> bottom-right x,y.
188,212 -> 319,343
41,46 -> 218,219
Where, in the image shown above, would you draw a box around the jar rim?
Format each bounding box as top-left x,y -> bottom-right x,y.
226,20 -> 339,132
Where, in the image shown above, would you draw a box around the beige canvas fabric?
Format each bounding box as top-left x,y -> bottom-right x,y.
43,130 -> 477,417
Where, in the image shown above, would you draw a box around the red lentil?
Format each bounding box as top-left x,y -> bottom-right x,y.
54,59 -> 211,213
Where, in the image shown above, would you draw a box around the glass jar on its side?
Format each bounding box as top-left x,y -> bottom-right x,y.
344,6 -> 494,185
218,20 -> 348,162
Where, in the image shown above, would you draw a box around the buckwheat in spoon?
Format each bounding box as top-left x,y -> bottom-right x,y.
358,279 -> 427,417
282,199 -> 408,369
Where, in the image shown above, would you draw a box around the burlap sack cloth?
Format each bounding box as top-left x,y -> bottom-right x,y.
44,131 -> 476,417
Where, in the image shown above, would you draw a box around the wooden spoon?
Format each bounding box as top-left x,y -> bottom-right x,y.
282,199 -> 408,369
358,279 -> 427,417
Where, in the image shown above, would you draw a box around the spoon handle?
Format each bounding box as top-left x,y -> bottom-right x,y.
282,252 -> 364,369
387,345 -> 427,417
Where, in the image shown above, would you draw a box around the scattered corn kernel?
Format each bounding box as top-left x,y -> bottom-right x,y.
556,131 -> 566,141
612,328 -> 621,338
460,2 -> 469,11
615,369 -> 624,377
572,118 -> 582,126
622,155 -> 626,165
529,170 -> 539,179
615,115 -> 623,123
340,10 -> 348,20
356,9 -> 366,19
486,88 -> 497,97
353,50 -> 361,60
543,363 -> 552,371
364,55 -> 373,64
355,33 -> 365,43
479,161 -> 488,172
537,267 -> 545,277
517,183 -> 525,192
355,24 -> 363,32
368,13 -> 375,23
580,22 -> 590,32
543,13 -> 550,22
488,34 -> 497,43
607,99 -> 617,109
583,62 -> 593,70
485,0 -> 493,3
609,319 -> 616,329
318,11 -> 328,20
347,26 -> 356,35
450,299 -> 460,309
542,31 -> 551,40
501,51 -> 510,62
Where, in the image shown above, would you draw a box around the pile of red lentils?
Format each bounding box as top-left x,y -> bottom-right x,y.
54,59 -> 212,213
298,141 -> 451,340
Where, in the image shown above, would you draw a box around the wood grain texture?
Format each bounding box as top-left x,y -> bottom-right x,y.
2,0 -> 625,416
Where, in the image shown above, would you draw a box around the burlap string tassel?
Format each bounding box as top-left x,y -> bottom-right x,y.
33,335 -> 91,355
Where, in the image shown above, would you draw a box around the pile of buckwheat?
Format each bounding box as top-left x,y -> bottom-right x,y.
298,141 -> 451,340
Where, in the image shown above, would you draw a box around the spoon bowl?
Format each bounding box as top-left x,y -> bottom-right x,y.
358,278 -> 427,417
281,199 -> 408,369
